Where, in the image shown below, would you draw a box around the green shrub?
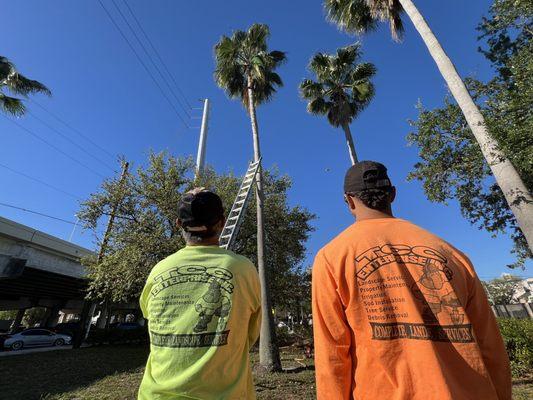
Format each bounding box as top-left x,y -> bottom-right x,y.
497,318 -> 533,377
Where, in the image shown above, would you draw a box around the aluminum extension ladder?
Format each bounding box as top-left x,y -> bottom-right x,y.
219,158 -> 261,250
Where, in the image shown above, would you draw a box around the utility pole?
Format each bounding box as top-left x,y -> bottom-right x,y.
98,160 -> 130,262
195,98 -> 210,179
73,160 -> 129,349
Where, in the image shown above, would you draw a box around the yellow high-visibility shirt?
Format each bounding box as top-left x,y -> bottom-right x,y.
138,245 -> 261,400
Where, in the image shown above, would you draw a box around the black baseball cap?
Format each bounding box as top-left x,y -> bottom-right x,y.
178,188 -> 224,232
344,161 -> 392,193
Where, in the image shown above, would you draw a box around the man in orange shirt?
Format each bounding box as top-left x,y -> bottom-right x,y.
312,161 -> 511,400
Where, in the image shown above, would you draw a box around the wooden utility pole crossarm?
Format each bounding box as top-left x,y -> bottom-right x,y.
98,161 -> 130,262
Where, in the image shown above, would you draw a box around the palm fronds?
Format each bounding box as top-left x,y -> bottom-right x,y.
214,24 -> 286,108
324,0 -> 404,42
299,43 -> 376,128
0,93 -> 25,116
0,55 -> 51,116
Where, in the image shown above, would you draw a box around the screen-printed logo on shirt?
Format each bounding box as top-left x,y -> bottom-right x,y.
149,265 -> 234,348
354,244 -> 474,343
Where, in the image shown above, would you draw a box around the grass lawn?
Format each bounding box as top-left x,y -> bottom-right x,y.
0,344 -> 530,400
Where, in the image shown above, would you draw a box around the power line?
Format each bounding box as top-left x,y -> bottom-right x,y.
1,115 -> 107,179
29,98 -> 116,160
28,111 -> 116,172
121,0 -> 193,111
0,202 -> 77,225
116,0 -> 192,117
0,162 -> 83,200
97,0 -> 191,128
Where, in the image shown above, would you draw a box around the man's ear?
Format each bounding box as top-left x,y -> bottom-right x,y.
346,195 -> 357,211
390,187 -> 397,203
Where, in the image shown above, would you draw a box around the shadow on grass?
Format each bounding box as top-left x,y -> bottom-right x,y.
282,365 -> 315,374
0,344 -> 149,400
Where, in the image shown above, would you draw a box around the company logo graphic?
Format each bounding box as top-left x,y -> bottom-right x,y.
150,265 -> 234,348
355,244 -> 473,343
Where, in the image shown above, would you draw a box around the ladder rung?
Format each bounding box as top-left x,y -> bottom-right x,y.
224,224 -> 236,230
220,234 -> 231,240
231,207 -> 242,213
235,199 -> 245,205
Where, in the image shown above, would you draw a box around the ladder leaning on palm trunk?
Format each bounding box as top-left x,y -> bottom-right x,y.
219,158 -> 261,250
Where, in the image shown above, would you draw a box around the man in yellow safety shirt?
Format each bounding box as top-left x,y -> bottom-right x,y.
138,188 -> 261,400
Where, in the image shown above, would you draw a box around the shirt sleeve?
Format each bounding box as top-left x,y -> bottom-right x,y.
464,260 -> 512,400
247,264 -> 262,347
312,250 -> 353,400
139,278 -> 151,319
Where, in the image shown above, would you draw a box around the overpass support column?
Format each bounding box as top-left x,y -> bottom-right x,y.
10,308 -> 26,332
44,304 -> 63,328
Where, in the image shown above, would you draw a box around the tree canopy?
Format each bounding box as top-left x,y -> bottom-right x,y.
407,0 -> 532,268
78,152 -> 315,307
482,275 -> 523,305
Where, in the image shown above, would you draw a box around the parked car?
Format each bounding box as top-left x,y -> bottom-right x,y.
0,333 -> 9,350
3,328 -> 72,351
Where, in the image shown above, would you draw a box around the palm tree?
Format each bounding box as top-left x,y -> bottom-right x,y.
324,0 -> 533,251
0,56 -> 51,116
214,23 -> 285,372
300,44 -> 376,165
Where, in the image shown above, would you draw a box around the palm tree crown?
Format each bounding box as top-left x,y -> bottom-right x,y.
300,44 -> 376,128
0,56 -> 51,116
214,24 -> 286,109
324,0 -> 404,41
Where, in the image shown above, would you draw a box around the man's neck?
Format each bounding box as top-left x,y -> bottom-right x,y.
186,239 -> 220,247
355,208 -> 394,222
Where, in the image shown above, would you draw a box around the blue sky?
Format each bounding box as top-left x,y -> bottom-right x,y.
1,0 -> 530,280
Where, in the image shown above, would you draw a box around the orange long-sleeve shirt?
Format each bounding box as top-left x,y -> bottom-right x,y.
312,218 -> 511,400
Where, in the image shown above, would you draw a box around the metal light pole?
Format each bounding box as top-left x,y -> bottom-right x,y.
195,98 -> 210,179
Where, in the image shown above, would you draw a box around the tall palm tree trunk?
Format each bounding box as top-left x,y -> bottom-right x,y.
399,0 -> 533,250
342,123 -> 358,165
246,75 -> 281,371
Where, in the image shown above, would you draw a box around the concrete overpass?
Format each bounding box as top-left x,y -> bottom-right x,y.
0,216 -> 93,330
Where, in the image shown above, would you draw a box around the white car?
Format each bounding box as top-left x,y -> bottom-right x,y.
4,328 -> 72,351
